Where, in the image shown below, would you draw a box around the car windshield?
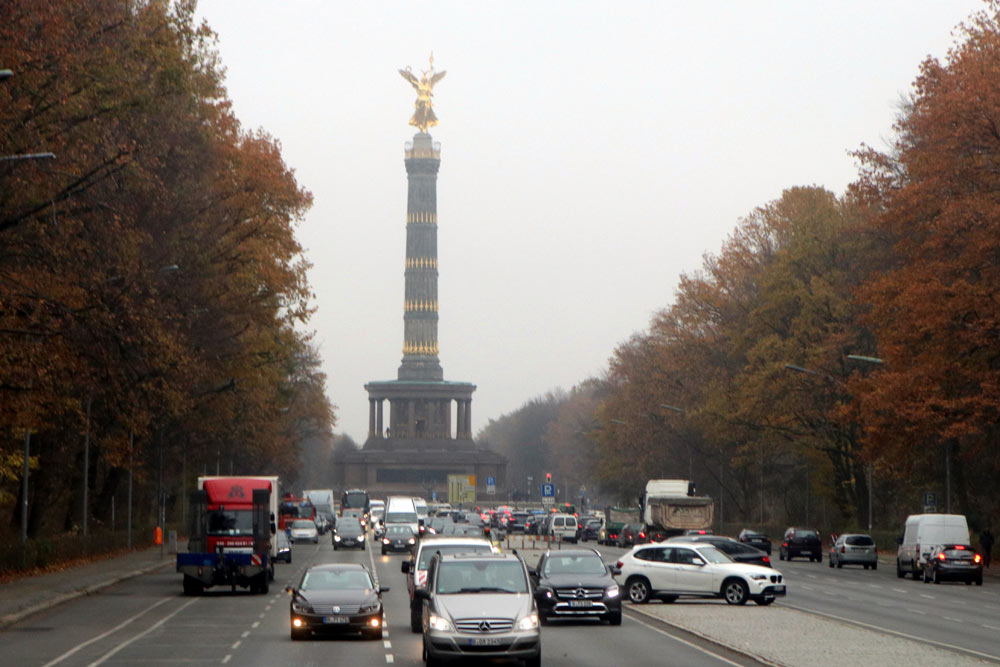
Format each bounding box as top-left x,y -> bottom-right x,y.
338,520 -> 361,533
301,569 -> 372,591
207,509 -> 253,536
386,511 -> 418,523
694,545 -> 734,564
543,554 -> 607,576
845,535 -> 874,546
291,520 -> 314,529
436,560 -> 528,594
418,543 -> 492,569
387,526 -> 413,535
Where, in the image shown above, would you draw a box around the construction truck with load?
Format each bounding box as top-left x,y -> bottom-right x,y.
640,479 -> 714,541
177,476 -> 279,595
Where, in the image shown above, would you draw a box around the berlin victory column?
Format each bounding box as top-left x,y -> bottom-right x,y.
334,57 -> 507,500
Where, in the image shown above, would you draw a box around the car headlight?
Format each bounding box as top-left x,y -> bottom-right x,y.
517,613 -> 539,630
383,538 -> 390,544
408,538 -> 416,545
291,601 -> 313,614
357,536 -> 364,541
428,614 -> 453,632
334,535 -> 341,541
605,585 -> 620,598
750,574 -> 768,581
359,602 -> 380,614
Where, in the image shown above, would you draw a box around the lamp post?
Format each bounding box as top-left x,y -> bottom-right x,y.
128,431 -> 134,549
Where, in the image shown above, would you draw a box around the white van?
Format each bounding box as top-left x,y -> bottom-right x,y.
547,513 -> 579,543
385,496 -> 420,536
896,513 -> 970,579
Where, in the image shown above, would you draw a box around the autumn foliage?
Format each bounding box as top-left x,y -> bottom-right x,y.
1,0 -> 333,540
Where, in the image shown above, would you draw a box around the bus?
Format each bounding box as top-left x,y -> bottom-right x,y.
341,488 -> 371,514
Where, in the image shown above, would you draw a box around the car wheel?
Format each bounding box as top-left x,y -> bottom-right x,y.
607,611 -> 622,625
290,627 -> 307,641
755,597 -> 775,606
965,579 -> 973,585
659,595 -> 677,603
863,564 -> 869,570
524,651 -> 542,667
922,568 -> 929,583
837,560 -> 843,569
976,576 -> 983,586
365,627 -> 383,640
722,578 -> 749,605
381,548 -> 386,555
182,575 -> 204,596
779,550 -> 785,561
829,557 -> 834,568
896,560 -> 905,578
933,569 -> 940,584
626,576 -> 652,604
410,607 -> 422,633
872,562 -> 877,571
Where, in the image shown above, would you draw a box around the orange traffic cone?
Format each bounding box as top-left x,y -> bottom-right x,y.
154,526 -> 163,545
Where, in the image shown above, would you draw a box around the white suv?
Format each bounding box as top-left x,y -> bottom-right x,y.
547,513 -> 579,543
616,540 -> 785,606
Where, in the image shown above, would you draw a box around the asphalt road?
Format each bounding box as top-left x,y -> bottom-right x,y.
2,535 -> 753,667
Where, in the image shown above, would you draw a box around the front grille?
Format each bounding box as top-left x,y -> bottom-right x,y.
555,587 -> 604,600
769,575 -> 782,583
311,604 -> 360,615
454,618 -> 514,634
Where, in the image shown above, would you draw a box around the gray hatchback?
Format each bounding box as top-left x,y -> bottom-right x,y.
829,533 -> 878,569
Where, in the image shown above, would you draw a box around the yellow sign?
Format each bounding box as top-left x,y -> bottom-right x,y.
448,474 -> 476,505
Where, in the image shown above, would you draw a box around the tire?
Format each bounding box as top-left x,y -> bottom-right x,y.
976,577 -> 983,586
922,569 -> 929,583
659,595 -> 677,603
933,569 -> 940,584
829,557 -> 834,568
365,627 -> 383,640
626,576 -> 652,604
607,611 -> 622,625
896,561 -> 905,578
913,568 -> 923,580
863,564 -> 869,570
755,597 -> 775,606
290,628 -> 307,641
872,562 -> 877,571
966,579 -> 973,585
182,575 -> 204,596
722,578 -> 749,605
524,652 -> 542,667
837,560 -> 843,569
779,550 -> 786,561
334,544 -> 339,551
538,613 -> 549,626
410,606 -> 422,633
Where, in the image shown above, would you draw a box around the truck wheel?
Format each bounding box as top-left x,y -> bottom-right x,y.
897,560 -> 905,578
182,575 -> 204,596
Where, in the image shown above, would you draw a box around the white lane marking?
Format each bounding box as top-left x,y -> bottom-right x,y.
85,598 -> 198,666
41,597 -> 175,667
231,640 -> 241,649
221,656 -> 231,664
891,588 -> 907,594
799,585 -> 815,591
625,612 -> 745,666
265,605 -> 271,611
868,584 -> 882,589
241,631 -> 249,638
258,612 -> 266,618
943,616 -> 962,623
983,624 -> 1000,630
919,594 -> 935,599
384,640 -> 392,649
783,603 -> 1000,663
251,621 -> 260,628
906,608 -> 927,615
385,656 -> 394,664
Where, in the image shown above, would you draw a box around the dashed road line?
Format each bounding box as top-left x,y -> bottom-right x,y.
384,640 -> 392,649
221,655 -> 231,664
385,656 -> 394,663
919,594 -> 935,599
891,588 -> 907,594
231,640 -> 241,649
241,631 -> 249,638
906,608 -> 927,615
85,598 -> 198,667
251,621 -> 260,628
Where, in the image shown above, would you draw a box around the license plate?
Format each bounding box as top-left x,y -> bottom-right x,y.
470,637 -> 503,646
569,600 -> 593,608
324,616 -> 349,624
772,585 -> 786,594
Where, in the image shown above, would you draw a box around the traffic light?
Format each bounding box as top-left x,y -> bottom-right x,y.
545,473 -> 552,483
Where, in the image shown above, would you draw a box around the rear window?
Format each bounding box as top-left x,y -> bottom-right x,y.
845,535 -> 874,546
942,546 -> 974,558
794,529 -> 818,539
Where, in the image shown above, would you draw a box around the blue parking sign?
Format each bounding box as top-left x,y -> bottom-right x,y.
541,483 -> 555,497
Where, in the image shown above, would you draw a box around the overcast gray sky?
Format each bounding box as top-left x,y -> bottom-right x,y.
196,0 -> 982,444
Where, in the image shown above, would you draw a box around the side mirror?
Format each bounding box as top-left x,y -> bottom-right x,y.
610,566 -> 622,576
378,586 -> 390,594
692,558 -> 706,567
284,585 -> 295,594
401,561 -> 411,574
413,588 -> 430,600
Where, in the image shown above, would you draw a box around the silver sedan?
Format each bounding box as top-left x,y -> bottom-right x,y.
829,533 -> 878,569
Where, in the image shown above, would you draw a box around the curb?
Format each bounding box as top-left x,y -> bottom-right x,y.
625,604 -> 784,666
0,558 -> 175,631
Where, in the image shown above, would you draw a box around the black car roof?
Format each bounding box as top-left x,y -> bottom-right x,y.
307,562 -> 367,572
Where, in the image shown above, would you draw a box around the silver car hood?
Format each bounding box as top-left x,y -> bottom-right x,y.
435,592 -> 532,621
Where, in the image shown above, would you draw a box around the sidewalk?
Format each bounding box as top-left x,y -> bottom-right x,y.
0,542 -> 181,630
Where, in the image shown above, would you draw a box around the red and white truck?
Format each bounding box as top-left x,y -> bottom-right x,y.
177,476 -> 279,595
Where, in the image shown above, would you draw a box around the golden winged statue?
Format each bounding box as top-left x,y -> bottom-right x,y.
399,54 -> 447,132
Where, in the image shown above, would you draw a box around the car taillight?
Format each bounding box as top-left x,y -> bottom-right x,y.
616,561 -> 623,569
974,554 -> 982,563
937,552 -> 946,561
841,546 -> 846,553
782,542 -> 788,547
639,532 -> 646,539
762,556 -> 770,564
955,545 -> 966,550
874,546 -> 878,554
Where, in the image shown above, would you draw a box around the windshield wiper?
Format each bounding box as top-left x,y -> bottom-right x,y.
454,587 -> 512,593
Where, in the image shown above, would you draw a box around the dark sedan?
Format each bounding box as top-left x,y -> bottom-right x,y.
923,544 -> 983,585
333,517 -> 366,550
287,563 -> 388,640
668,535 -> 772,567
381,524 -> 417,554
529,548 -> 622,625
738,529 -> 772,556
578,518 -> 603,542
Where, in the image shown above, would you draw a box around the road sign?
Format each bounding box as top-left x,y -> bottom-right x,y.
541,483 -> 555,497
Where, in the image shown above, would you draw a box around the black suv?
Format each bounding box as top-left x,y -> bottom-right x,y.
780,527 -> 822,562
738,529 -> 772,555
529,548 -> 622,625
